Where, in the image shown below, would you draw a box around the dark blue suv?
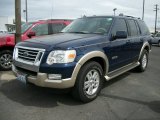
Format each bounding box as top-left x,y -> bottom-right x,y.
12,15 -> 152,102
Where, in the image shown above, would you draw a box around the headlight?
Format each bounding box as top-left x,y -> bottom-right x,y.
13,47 -> 18,60
46,50 -> 76,65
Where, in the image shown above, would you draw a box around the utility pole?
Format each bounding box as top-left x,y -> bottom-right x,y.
25,0 -> 28,22
15,0 -> 21,43
142,0 -> 145,20
113,8 -> 117,16
154,4 -> 159,34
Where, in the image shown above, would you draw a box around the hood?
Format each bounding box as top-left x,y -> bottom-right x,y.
18,33 -> 106,51
0,33 -> 14,38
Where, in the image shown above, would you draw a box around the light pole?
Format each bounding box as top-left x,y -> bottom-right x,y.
15,0 -> 21,43
142,0 -> 145,20
113,8 -> 117,16
154,4 -> 159,34
25,0 -> 28,22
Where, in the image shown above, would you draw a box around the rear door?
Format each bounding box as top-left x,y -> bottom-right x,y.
126,19 -> 142,61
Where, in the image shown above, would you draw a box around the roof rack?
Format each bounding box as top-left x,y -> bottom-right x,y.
119,14 -> 141,20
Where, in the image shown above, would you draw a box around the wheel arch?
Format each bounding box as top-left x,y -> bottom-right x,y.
0,46 -> 14,52
138,42 -> 150,60
70,51 -> 109,86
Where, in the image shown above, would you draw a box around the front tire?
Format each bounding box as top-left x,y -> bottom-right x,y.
136,49 -> 148,72
72,61 -> 104,103
0,50 -> 13,71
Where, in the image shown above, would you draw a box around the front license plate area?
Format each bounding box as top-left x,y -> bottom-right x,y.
17,74 -> 27,84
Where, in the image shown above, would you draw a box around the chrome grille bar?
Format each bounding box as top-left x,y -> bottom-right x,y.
14,46 -> 45,66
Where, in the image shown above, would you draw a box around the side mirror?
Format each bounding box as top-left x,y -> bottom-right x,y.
114,31 -> 127,39
27,31 -> 36,38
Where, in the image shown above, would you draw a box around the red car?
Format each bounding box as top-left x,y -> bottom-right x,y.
0,19 -> 72,70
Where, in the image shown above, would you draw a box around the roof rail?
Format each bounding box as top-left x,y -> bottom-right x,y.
46,19 -> 73,21
119,14 -> 141,20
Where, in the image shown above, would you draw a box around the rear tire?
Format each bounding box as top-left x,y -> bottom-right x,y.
0,50 -> 13,71
158,41 -> 160,47
72,61 -> 104,103
136,49 -> 148,72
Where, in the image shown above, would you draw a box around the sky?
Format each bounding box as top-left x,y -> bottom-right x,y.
0,0 -> 160,31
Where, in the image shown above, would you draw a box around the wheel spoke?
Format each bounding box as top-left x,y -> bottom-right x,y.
88,86 -> 93,95
84,81 -> 90,89
0,53 -> 12,69
84,69 -> 100,96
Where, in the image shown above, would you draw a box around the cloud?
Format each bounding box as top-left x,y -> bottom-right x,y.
0,0 -> 160,30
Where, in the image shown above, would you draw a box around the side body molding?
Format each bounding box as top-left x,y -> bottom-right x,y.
138,41 -> 151,60
70,51 -> 109,86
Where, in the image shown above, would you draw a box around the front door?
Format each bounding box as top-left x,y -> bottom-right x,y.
107,18 -> 131,72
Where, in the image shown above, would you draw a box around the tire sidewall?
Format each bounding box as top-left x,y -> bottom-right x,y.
158,41 -> 160,47
77,62 -> 103,102
139,50 -> 148,71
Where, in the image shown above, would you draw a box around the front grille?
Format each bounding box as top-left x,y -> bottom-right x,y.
16,47 -> 45,65
18,48 -> 39,62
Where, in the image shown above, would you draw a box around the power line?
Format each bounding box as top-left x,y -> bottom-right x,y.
154,4 -> 159,34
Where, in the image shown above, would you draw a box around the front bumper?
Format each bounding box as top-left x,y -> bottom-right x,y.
12,65 -> 76,89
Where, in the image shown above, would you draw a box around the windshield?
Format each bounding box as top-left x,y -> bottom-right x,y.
62,17 -> 113,34
21,22 -> 33,33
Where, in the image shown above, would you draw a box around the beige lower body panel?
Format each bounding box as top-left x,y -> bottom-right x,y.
12,65 -> 75,89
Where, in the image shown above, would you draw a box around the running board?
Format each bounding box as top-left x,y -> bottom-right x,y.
105,62 -> 140,81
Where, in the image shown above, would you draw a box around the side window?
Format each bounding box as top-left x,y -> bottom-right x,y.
135,21 -> 141,35
137,20 -> 150,35
111,19 -> 128,36
127,20 -> 138,36
32,24 -> 49,36
156,33 -> 160,37
52,23 -> 66,34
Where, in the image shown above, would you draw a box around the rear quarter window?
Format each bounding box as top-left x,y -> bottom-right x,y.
127,19 -> 139,36
137,20 -> 150,35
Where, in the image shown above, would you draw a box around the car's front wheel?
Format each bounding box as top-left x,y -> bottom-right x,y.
72,61 -> 104,103
0,50 -> 13,70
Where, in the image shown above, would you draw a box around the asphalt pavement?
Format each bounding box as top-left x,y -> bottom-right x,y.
0,46 -> 160,120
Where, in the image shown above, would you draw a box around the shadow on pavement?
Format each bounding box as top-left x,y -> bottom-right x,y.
0,71 -> 132,108
0,79 -> 82,108
100,93 -> 160,113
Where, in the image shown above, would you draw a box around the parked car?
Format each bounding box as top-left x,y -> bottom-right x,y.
12,15 -> 152,102
151,32 -> 160,46
0,19 -> 72,70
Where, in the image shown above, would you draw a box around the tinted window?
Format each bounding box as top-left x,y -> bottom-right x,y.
52,23 -> 66,34
137,20 -> 150,35
21,22 -> 33,34
111,18 -> 128,36
32,24 -> 49,36
156,33 -> 160,37
127,20 -> 138,36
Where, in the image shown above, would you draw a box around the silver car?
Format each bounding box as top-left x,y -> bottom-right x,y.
152,32 -> 160,46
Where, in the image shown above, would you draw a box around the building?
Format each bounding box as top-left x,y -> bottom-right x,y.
0,16 -> 15,33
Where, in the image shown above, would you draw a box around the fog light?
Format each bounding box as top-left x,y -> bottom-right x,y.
48,74 -> 62,80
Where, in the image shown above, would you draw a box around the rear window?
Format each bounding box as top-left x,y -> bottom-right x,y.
137,20 -> 150,35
